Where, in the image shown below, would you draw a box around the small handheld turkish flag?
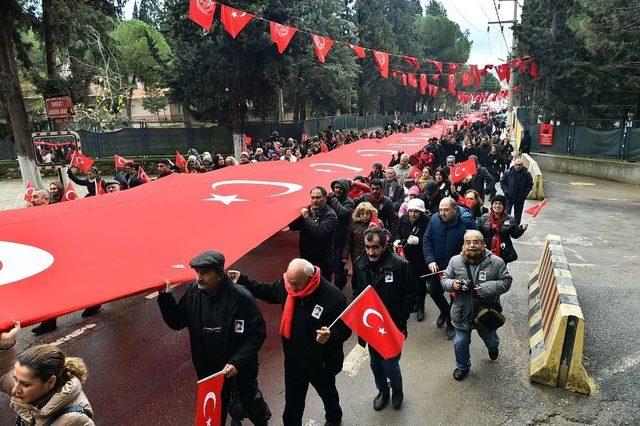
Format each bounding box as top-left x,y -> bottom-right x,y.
96,180 -> 106,195
188,0 -> 217,31
114,154 -> 131,170
70,150 -> 94,172
195,371 -> 225,426
175,152 -> 187,171
24,181 -> 35,202
524,199 -> 548,218
339,286 -> 404,359
137,166 -> 151,184
408,165 -> 422,180
312,34 -> 334,63
61,183 -> 77,202
450,158 -> 477,184
220,5 -> 254,39
270,22 -> 297,54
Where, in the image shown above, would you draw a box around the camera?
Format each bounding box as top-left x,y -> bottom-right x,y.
459,279 -> 472,292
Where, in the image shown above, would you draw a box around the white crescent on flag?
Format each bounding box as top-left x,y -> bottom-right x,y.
362,308 -> 384,327
356,149 -> 398,158
205,180 -> 303,205
0,241 -> 54,287
309,163 -> 363,173
202,391 -> 217,426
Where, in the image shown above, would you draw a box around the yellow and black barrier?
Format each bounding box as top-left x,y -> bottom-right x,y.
528,235 -> 592,394
522,153 -> 545,200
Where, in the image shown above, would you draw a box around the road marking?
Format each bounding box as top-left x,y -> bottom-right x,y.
146,291 -> 159,299
601,352 -> 640,376
342,343 -> 369,377
517,261 -> 596,267
569,182 -> 596,186
48,323 -> 96,347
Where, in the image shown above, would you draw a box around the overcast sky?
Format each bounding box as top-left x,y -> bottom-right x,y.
123,0 -> 520,66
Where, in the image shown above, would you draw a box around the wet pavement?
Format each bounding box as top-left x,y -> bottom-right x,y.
1,171 -> 639,425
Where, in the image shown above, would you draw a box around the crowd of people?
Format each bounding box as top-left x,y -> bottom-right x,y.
6,111 -> 537,425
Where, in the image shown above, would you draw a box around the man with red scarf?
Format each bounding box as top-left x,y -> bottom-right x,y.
231,258 -> 351,426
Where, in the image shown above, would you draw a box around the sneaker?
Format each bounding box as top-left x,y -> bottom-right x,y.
391,388 -> 404,409
445,324 -> 455,340
373,391 -> 390,411
81,305 -> 102,318
453,368 -> 469,381
436,313 -> 447,328
489,347 -> 499,360
416,307 -> 425,322
31,319 -> 57,335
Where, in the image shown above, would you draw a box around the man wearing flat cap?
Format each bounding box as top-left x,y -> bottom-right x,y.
157,158 -> 174,179
158,250 -> 271,425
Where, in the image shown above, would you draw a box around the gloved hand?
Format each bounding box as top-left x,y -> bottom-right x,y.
393,239 -> 401,249
407,235 -> 419,245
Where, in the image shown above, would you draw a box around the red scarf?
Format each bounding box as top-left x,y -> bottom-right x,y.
280,267 -> 321,339
489,212 -> 504,257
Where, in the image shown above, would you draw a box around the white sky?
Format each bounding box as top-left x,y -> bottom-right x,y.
123,0 -> 519,66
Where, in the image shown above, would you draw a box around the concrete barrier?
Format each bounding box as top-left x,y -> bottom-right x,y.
531,153 -> 640,186
528,235 -> 592,394
521,154 -> 545,200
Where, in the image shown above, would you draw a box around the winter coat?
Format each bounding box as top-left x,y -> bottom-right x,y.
328,179 -> 355,247
461,146 -> 477,162
289,203 -> 338,269
478,213 -> 526,263
158,277 -> 266,379
391,164 -> 413,185
486,153 -> 505,180
237,275 -> 351,374
500,166 -> 534,202
418,191 -> 443,215
354,194 -> 399,238
397,213 -> 429,277
442,141 -> 463,164
382,179 -> 405,211
423,207 -> 478,270
342,220 -> 370,261
441,250 -> 512,330
469,165 -> 496,197
353,250 -> 418,335
67,169 -> 100,198
476,144 -> 492,167
1,345 -> 94,425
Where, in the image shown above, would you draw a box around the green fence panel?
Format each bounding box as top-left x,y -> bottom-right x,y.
572,126 -> 622,159
90,128 -> 145,157
0,139 -> 16,160
147,127 -> 190,156
531,124 -> 570,156
627,128 -> 640,162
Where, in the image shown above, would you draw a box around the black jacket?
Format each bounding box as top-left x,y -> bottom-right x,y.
470,165 -> 496,196
476,144 -> 492,166
158,277 -> 266,380
67,169 -> 101,197
500,166 -> 534,202
486,153 -> 505,179
397,213 -> 429,277
382,179 -> 405,211
328,179 -> 355,247
478,212 -> 526,263
290,203 -> 338,268
353,250 -> 418,335
354,193 -> 399,238
238,274 -> 351,374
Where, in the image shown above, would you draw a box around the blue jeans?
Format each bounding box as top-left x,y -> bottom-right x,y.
333,244 -> 347,289
369,347 -> 402,392
453,328 -> 500,371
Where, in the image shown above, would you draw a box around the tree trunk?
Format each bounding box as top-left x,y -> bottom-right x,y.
230,95 -> 243,158
0,14 -> 42,186
42,0 -> 57,77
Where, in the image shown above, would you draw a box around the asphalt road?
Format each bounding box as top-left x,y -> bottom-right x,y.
1,171 -> 639,425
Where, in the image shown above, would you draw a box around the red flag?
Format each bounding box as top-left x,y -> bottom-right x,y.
408,165 -> 422,180
401,73 -> 407,86
450,158 -> 477,183
495,64 -> 511,82
530,59 -> 539,78
70,150 -> 94,172
114,154 -> 131,170
61,183 -> 77,202
138,166 -> 151,184
448,62 -> 461,73
320,141 -> 329,153
408,73 -> 417,88
349,44 -> 366,59
188,0 -> 217,31
243,135 -> 252,146
403,56 -> 419,69
524,199 -> 548,218
340,286 -> 405,359
461,71 -> 471,87
427,60 -> 443,74
471,65 -> 481,88
311,34 -> 334,63
175,152 -> 187,170
373,50 -> 389,78
195,371 -> 225,426
95,180 -> 106,195
457,196 -> 474,209
270,22 -> 297,54
24,181 -> 35,202
447,74 -> 457,94
220,5 -> 254,39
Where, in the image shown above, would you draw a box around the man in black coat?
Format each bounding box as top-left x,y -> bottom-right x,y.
290,186 -> 338,280
418,181 -> 443,215
353,227 -> 418,411
500,157 -> 534,224
468,155 -> 496,200
354,179 -> 399,238
329,179 -> 355,289
231,258 -> 351,426
158,251 -> 271,425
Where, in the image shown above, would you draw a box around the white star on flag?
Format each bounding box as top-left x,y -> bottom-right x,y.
378,327 -> 386,335
231,11 -> 237,17
204,194 -> 247,205
206,418 -> 212,426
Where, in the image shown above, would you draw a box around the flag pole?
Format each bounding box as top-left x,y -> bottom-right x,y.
327,285 -> 372,329
197,369 -> 226,384
420,270 -> 445,279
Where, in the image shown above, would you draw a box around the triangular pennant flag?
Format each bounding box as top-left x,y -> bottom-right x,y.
349,44 -> 366,59
403,56 -> 420,69
188,0 -> 217,31
373,50 -> 389,78
61,183 -> 77,202
311,34 -> 334,63
427,60 -> 443,74
448,62 -> 461,73
220,5 -> 254,39
269,22 -> 297,54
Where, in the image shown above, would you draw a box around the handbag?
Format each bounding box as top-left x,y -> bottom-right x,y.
464,263 -> 505,332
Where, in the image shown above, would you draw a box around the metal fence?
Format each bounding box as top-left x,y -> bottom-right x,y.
0,112 -> 440,160
525,118 -> 640,162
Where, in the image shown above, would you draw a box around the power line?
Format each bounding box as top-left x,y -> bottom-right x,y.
442,0 -> 484,33
491,0 -> 511,54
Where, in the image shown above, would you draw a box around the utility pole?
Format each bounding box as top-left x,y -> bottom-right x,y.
488,0 -> 519,127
